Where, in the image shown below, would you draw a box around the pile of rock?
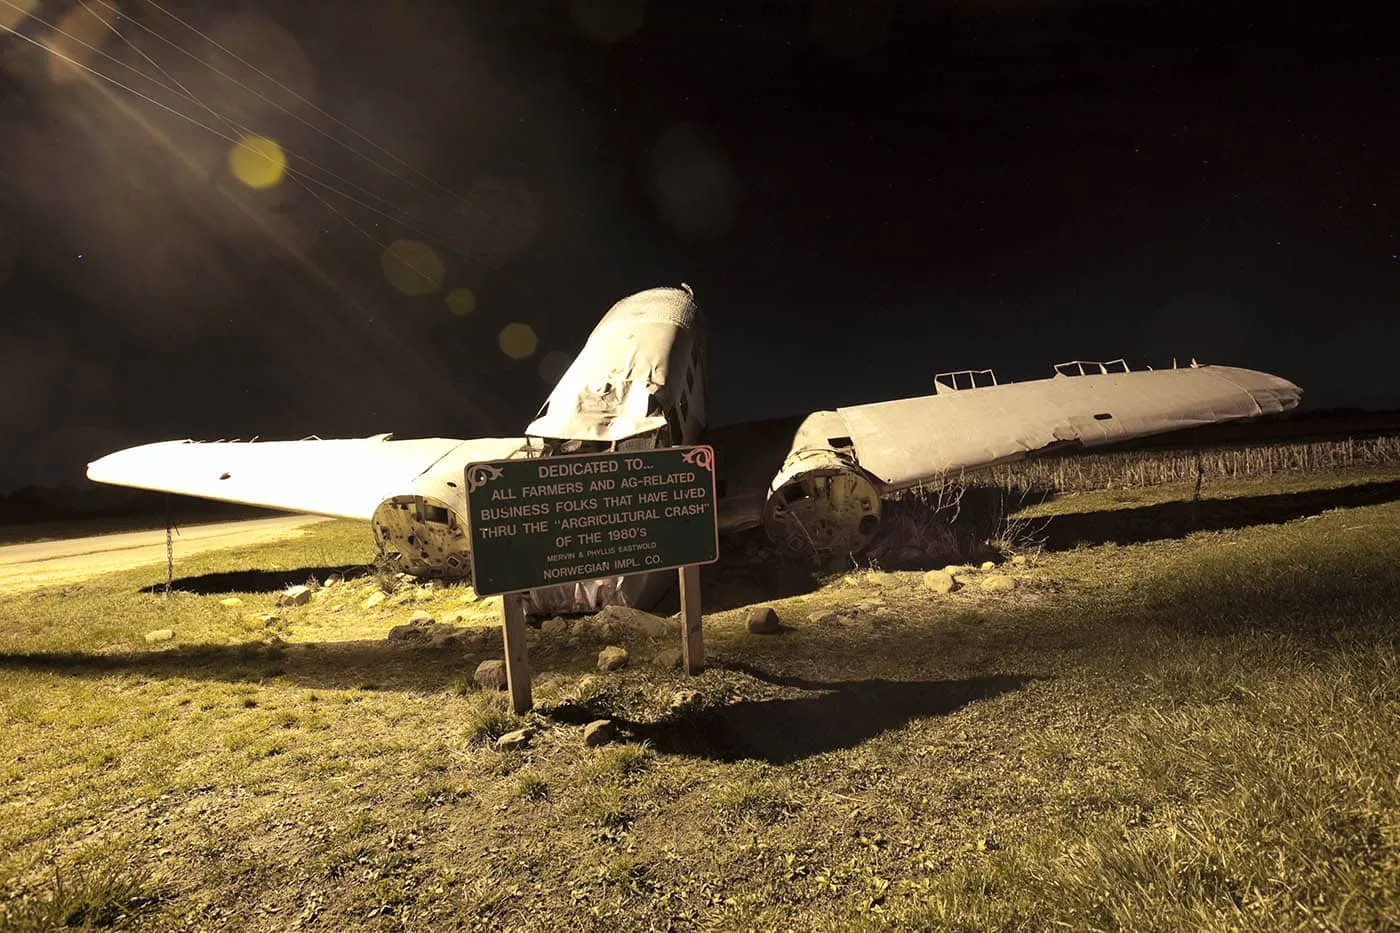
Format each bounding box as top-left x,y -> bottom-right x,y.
571,606 -> 677,642
919,560 -> 1024,594
386,609 -> 466,648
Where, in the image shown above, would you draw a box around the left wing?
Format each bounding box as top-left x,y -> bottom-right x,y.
86,434 -> 526,520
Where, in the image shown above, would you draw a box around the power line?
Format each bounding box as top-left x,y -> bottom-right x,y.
1,7 -> 518,429
1,4 -> 476,281
77,0 -> 444,289
116,0 -> 462,202
4,0 -> 465,255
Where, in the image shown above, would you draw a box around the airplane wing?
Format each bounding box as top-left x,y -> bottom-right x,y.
708,363 -> 1301,557
836,364 -> 1301,490
86,434 -> 526,520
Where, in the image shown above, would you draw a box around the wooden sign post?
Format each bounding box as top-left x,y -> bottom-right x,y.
679,563 -> 703,675
499,592 -> 534,714
466,445 -> 719,713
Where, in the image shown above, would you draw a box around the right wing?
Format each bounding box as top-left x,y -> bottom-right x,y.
708,363 -> 1301,558
86,434 -> 527,520
835,364 -> 1301,491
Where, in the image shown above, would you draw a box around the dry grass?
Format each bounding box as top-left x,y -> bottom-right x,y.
1,469 -> 1398,930
985,434 -> 1400,493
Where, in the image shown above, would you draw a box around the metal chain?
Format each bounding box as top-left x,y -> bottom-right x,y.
165,495 -> 174,596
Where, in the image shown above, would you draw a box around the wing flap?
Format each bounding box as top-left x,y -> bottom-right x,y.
838,365 -> 1301,490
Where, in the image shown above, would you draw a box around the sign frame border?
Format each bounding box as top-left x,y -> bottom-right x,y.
463,443 -> 720,597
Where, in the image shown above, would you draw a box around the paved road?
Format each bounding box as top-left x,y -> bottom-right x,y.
0,515 -> 333,592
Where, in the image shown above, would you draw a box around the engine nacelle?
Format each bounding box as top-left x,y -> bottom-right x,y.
761,412 -> 882,564
371,495 -> 472,577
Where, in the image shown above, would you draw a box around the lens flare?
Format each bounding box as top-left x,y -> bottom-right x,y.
538,350 -> 573,384
650,123 -> 737,240
446,287 -> 476,316
498,323 -> 538,360
227,135 -> 287,189
380,239 -> 444,296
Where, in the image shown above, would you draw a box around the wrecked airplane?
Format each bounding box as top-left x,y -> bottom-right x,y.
87,285 -> 1302,612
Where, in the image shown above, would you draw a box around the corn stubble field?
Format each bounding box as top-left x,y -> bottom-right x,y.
1,451 -> 1399,930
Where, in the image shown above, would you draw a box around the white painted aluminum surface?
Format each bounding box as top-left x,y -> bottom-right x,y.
86,435 -> 527,520
838,365 -> 1302,490
525,286 -> 699,442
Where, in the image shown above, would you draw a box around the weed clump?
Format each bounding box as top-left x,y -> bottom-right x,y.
2,861 -> 163,932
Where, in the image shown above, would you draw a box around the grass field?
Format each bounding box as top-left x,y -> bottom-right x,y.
2,467 -> 1398,930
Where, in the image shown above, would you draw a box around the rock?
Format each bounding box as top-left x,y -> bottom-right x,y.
575,616 -> 610,640
241,613 -> 280,631
541,618 -> 569,637
583,720 -> 616,747
597,645 -> 630,672
219,597 -> 243,608
747,606 -> 780,634
1010,555 -> 1028,567
979,574 -> 1017,592
669,690 -> 701,714
808,609 -> 840,625
495,728 -> 532,752
277,585 -> 312,607
408,609 -> 435,625
595,605 -> 669,639
942,565 -> 972,576
652,647 -> 683,670
144,628 -> 175,643
428,624 -> 462,648
922,570 -> 958,594
866,571 -> 900,586
387,623 -> 429,643
324,574 -> 343,587
474,659 -> 508,691
362,591 -> 386,610
979,561 -> 997,571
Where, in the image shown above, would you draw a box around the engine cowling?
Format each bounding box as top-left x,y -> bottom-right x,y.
761,412 -> 882,564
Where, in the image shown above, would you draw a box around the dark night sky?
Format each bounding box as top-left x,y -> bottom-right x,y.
2,0 -> 1397,492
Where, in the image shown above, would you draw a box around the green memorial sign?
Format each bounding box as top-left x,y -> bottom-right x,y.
464,445 -> 719,596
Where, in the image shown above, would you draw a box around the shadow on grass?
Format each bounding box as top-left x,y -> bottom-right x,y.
0,638 -> 493,692
549,663 -> 1031,765
1041,479 -> 1400,550
138,565 -> 370,596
